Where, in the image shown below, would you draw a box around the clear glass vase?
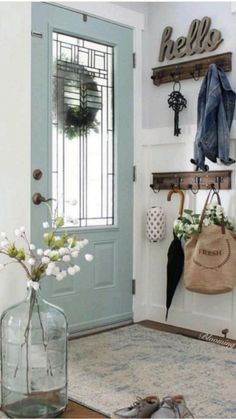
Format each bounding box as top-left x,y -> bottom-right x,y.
1,284 -> 68,418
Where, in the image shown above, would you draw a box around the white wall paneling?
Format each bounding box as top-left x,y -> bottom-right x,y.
0,2 -> 31,312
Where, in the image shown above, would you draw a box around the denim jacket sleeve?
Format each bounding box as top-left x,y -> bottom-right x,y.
192,64 -> 236,171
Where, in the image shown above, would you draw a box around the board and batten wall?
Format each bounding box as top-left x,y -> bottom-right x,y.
132,2 -> 236,339
0,2 -> 31,313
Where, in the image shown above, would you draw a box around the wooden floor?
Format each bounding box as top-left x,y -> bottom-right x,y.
60,319 -> 236,417
60,400 -> 105,418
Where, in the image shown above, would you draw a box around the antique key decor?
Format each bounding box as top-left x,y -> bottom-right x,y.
168,80 -> 187,136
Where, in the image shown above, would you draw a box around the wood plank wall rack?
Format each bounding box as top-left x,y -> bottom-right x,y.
151,52 -> 232,86
150,170 -> 232,193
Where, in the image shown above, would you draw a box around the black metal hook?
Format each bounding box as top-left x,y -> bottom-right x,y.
191,64 -> 201,81
171,68 -> 181,83
210,182 -> 220,193
188,184 -> 199,195
150,184 -> 160,193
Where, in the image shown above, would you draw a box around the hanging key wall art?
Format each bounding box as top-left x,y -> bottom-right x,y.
168,80 -> 187,136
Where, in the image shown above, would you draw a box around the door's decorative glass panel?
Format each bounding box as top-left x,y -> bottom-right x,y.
52,33 -> 114,227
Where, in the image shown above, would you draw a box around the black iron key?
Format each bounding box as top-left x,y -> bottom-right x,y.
168,87 -> 187,137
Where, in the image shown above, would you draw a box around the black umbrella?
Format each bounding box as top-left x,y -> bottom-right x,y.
166,189 -> 185,321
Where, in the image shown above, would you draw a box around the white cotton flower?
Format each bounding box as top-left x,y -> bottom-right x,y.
76,239 -> 88,249
20,226 -> 25,233
62,254 -> 71,262
15,229 -> 21,237
203,218 -> 212,226
73,264 -> 80,273
48,262 -> 56,269
178,221 -> 184,229
44,249 -> 51,256
43,221 -> 50,229
173,219 -> 180,228
52,266 -> 60,276
54,236 -> 60,241
185,225 -> 192,234
42,256 -> 50,264
43,233 -> 49,239
30,244 -> 36,250
28,258 -> 36,266
58,248 -> 66,256
46,267 -> 53,276
75,241 -> 82,250
184,213 -> 192,222
56,273 -> 64,281
207,203 -> 215,210
1,240 -> 8,247
0,263 -> 4,271
71,250 -> 79,258
216,207 -> 223,217
68,266 -> 76,276
37,248 -> 43,256
0,232 -> 7,239
47,265 -> 60,277
61,270 -> 67,279
85,254 -> 93,262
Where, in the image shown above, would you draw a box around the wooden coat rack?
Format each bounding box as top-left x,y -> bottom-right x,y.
150,170 -> 232,192
151,52 -> 232,86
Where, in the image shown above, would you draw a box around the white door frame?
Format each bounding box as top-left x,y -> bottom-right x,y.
49,1 -> 146,322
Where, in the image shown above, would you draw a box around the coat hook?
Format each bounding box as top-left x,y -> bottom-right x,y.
188,184 -> 199,195
171,67 -> 181,82
215,176 -> 223,191
189,176 -> 200,194
210,182 -> 220,193
191,64 -> 201,81
150,184 -> 160,193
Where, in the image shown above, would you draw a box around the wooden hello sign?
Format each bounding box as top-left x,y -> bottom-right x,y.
159,17 -> 223,62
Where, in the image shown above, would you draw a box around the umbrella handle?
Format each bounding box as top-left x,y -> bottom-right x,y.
167,188 -> 185,217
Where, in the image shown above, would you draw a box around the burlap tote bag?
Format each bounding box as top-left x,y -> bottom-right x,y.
184,190 -> 236,294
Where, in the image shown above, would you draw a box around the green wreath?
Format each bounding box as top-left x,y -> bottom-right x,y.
60,64 -> 100,139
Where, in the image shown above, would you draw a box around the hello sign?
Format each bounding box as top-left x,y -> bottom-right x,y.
159,17 -> 223,62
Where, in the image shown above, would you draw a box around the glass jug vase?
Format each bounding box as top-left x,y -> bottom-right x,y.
1,284 -> 68,418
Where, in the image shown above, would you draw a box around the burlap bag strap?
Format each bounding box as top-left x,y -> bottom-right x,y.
199,189 -> 225,234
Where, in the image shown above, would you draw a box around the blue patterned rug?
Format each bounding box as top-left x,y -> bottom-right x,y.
68,324 -> 236,418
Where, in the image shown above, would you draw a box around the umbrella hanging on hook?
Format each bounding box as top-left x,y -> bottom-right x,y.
166,188 -> 185,321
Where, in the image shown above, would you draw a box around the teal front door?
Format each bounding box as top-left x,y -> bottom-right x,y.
31,3 -> 133,334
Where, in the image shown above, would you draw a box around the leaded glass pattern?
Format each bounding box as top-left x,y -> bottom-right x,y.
52,32 -> 114,227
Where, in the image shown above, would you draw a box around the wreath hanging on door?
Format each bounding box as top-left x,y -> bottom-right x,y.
56,61 -> 101,139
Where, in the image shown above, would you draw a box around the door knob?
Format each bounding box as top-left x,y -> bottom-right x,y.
32,193 -> 54,205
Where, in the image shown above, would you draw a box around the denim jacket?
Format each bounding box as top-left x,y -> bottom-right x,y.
192,64 -> 236,171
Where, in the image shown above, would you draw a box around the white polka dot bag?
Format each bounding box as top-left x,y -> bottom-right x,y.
146,206 -> 166,242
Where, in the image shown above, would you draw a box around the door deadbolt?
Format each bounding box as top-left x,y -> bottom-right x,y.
33,169 -> 43,180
